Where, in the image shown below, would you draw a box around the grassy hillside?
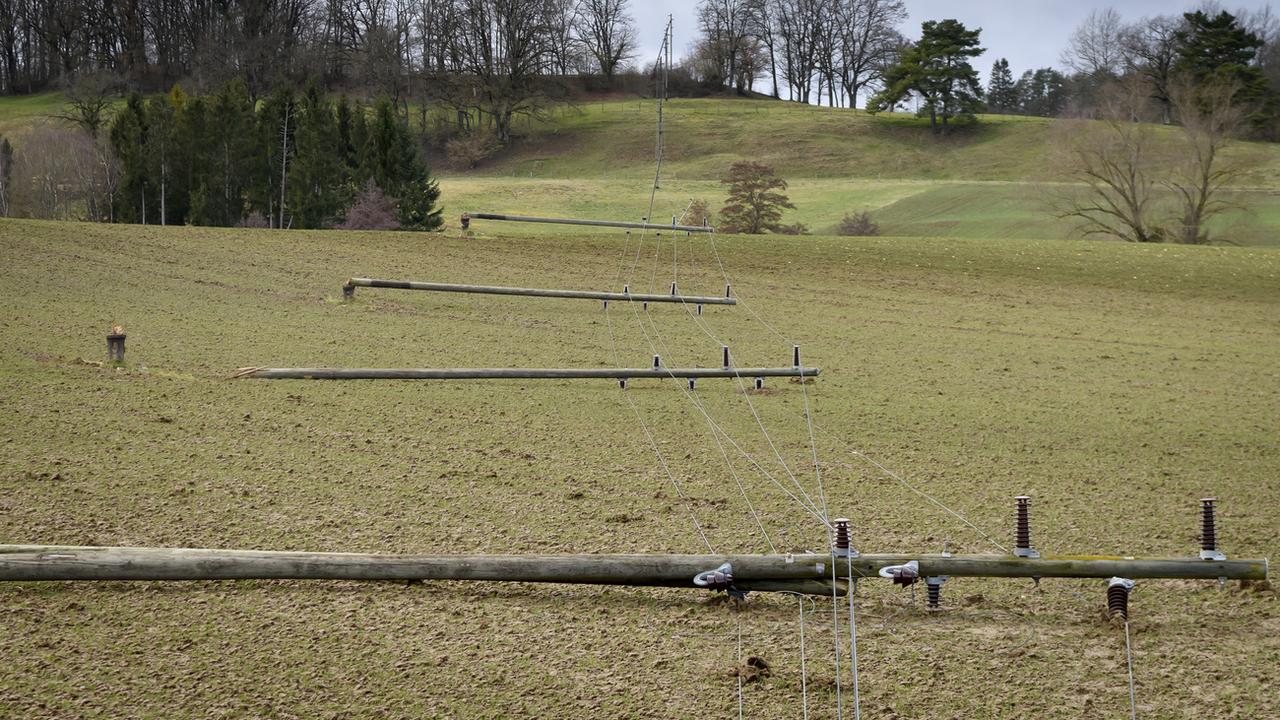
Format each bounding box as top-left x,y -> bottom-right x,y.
2,218 -> 1277,718
2,92 -> 1278,244
437,98 -> 1280,245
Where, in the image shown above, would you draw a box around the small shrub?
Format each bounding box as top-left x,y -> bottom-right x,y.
719,161 -> 795,234
774,222 -> 810,235
686,198 -> 713,228
338,180 -> 399,230
446,130 -> 499,169
837,211 -> 880,237
236,212 -> 270,228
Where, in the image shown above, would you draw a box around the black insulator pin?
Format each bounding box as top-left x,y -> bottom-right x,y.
927,580 -> 943,610
1107,578 -> 1134,620
793,345 -> 800,369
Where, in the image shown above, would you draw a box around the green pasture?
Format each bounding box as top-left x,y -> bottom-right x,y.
1,218 -> 1276,717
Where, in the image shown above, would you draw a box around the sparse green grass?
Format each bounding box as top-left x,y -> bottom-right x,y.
1,218 -> 1277,718
0,91 -> 65,139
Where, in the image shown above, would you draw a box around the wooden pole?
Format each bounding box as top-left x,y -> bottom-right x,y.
232,367 -> 821,381
0,547 -> 1264,588
464,212 -> 714,234
345,278 -> 737,306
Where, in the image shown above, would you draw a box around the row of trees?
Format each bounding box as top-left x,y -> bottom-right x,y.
0,0 -> 643,141
0,82 -> 442,229
689,0 -> 906,107
982,7 -> 1280,124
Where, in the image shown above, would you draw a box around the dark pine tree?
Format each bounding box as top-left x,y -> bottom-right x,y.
987,58 -> 1018,114
288,85 -> 349,229
357,99 -> 442,231
109,93 -> 152,224
871,19 -> 986,134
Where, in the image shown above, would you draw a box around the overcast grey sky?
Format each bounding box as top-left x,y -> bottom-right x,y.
632,1 -> 1276,85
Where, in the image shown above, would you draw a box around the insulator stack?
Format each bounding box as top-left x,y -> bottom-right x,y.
792,345 -> 800,369
722,346 -> 730,369
1107,578 -> 1135,620
832,518 -> 851,557
1013,496 -> 1038,558
926,579 -> 943,610
1200,498 -> 1218,556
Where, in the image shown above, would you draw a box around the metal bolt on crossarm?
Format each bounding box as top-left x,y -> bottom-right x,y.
1014,496 -> 1039,558
1200,498 -> 1225,560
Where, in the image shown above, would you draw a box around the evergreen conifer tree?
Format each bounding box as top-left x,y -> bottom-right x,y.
987,59 -> 1018,114
288,85 -> 348,228
871,19 -> 986,134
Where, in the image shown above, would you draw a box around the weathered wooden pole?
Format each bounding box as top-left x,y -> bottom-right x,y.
342,278 -> 737,306
232,366 -> 821,381
462,212 -> 714,234
0,546 -> 1264,587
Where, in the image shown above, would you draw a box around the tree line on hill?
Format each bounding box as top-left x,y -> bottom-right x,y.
0,83 -> 442,229
3,1 -> 1278,134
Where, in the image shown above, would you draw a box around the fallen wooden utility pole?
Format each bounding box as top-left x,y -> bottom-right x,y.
0,547 -> 1264,594
231,366 -> 820,381
342,278 -> 736,306
462,212 -> 714,234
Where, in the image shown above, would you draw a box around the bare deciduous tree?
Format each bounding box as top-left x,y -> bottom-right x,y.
1120,15 -> 1184,124
54,70 -> 117,138
572,0 -> 637,82
1057,79 -> 1164,243
1166,79 -> 1251,244
697,0 -> 755,93
835,0 -> 906,110
453,0 -> 558,144
10,122 -> 115,221
1062,8 -> 1126,78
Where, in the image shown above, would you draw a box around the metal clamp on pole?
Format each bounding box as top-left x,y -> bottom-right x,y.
692,562 -> 747,600
879,560 -> 920,585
